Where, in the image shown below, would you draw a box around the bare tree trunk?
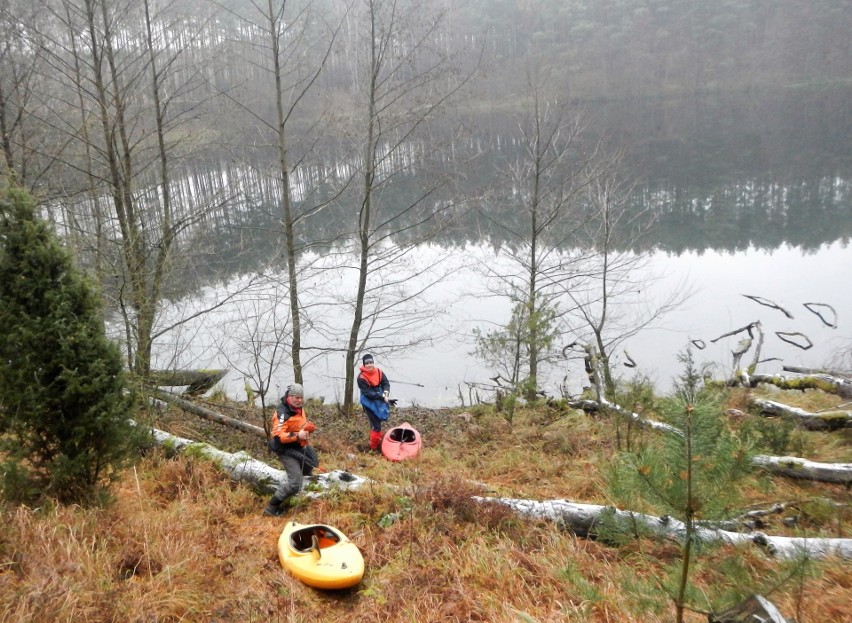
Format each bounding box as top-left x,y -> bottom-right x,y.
342,45 -> 377,415
474,84 -> 588,402
568,144 -> 687,399
153,390 -> 265,437
267,0 -> 303,384
330,0 -> 474,415
82,0 -> 148,374
0,80 -> 11,177
141,0 -> 175,377
63,0 -> 106,285
0,4 -> 46,188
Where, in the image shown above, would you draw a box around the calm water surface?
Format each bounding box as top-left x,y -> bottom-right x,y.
152,240 -> 850,408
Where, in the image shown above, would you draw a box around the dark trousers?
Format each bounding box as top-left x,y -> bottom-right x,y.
364,406 -> 383,433
272,453 -> 313,501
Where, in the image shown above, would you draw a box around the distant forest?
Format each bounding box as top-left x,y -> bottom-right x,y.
3,0 -> 850,184
456,0 -> 851,98
2,0 -> 850,271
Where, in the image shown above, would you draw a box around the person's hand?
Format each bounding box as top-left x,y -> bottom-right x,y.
382,391 -> 390,403
304,422 -> 316,433
297,430 -> 309,441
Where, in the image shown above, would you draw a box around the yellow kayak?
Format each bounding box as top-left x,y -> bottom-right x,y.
277,521 -> 365,590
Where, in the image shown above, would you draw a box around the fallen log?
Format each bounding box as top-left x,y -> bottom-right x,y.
724,498 -> 845,528
748,372 -> 852,399
709,594 -> 790,623
153,389 -> 266,437
751,455 -> 852,485
579,346 -> 683,436
567,396 -> 681,430
146,425 -> 368,495
697,499 -> 839,532
783,365 -> 850,380
149,369 -> 228,395
476,496 -> 852,560
576,344 -> 851,483
588,396 -> 683,435
750,398 -> 852,430
570,396 -> 850,484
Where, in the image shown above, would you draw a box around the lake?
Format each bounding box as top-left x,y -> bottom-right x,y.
146,88 -> 851,408
150,239 -> 850,409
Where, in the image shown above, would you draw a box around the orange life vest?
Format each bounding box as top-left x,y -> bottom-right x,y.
270,399 -> 309,447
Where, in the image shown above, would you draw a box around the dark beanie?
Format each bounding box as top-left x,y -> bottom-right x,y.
362,353 -> 374,365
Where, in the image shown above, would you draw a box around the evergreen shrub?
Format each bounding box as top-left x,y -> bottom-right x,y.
0,187 -> 144,505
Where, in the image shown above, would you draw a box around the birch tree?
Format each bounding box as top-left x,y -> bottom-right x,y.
564,145 -> 689,398
474,80 -> 594,401
212,0 -> 350,386
335,0 -> 473,414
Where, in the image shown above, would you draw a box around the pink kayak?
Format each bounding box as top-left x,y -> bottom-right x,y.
381,422 -> 422,462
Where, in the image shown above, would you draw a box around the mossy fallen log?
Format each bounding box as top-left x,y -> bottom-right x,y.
477,497 -> 852,560
146,425 -> 368,495
750,398 -> 852,431
572,398 -> 850,484
748,372 -> 852,399
149,369 -> 228,395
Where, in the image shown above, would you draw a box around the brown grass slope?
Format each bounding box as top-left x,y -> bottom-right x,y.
1,392 -> 849,623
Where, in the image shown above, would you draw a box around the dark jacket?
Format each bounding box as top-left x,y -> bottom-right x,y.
357,367 -> 391,421
357,368 -> 390,399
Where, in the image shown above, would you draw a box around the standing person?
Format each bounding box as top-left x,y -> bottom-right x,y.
264,383 -> 319,516
357,353 -> 391,452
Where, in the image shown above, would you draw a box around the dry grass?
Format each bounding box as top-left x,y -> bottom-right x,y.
1,394 -> 849,623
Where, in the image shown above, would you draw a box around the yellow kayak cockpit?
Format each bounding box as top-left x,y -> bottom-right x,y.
289,525 -> 339,555
277,522 -> 365,590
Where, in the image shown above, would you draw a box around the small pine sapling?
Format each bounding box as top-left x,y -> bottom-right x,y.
606,348 -> 754,623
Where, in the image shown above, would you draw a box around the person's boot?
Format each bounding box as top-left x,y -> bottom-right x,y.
369,430 -> 383,453
263,495 -> 287,517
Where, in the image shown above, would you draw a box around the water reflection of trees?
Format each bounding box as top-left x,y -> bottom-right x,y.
165,156 -> 851,282
53,88 -> 852,289
181,86 -> 852,271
